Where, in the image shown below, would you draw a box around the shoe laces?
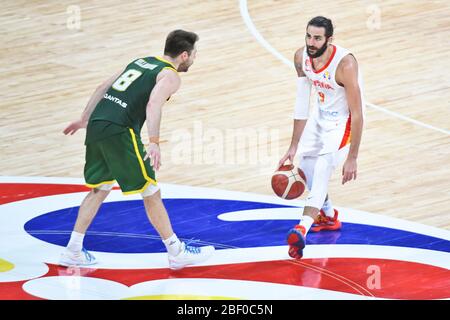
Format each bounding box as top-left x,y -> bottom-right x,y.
82,248 -> 95,262
183,239 -> 201,254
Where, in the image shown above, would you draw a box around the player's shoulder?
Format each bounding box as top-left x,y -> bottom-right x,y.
338,53 -> 358,71
157,67 -> 181,92
294,46 -> 305,62
334,45 -> 357,63
336,51 -> 359,84
157,67 -> 180,81
294,47 -> 306,76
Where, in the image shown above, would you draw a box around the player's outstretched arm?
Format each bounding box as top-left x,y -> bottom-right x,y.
144,69 -> 181,170
63,70 -> 122,135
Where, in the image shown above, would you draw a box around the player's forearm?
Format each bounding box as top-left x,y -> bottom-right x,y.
348,112 -> 363,159
146,102 -> 163,141
290,119 -> 307,148
81,84 -> 108,123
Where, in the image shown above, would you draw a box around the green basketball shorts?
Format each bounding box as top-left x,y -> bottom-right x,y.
84,128 -> 157,194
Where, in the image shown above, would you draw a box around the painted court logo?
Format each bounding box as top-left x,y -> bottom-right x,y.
0,177 -> 449,299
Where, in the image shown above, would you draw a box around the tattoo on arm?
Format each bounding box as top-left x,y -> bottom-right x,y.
294,48 -> 305,77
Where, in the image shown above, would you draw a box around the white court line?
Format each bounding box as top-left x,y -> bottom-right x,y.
239,0 -> 450,136
366,102 -> 450,135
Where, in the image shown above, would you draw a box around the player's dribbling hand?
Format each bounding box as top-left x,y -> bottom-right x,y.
63,119 -> 87,135
278,146 -> 297,169
342,157 -> 357,185
144,143 -> 161,171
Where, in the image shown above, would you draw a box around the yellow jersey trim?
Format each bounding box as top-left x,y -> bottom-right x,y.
122,180 -> 154,195
128,128 -> 158,191
155,56 -> 177,71
163,66 -> 178,74
86,180 -> 116,188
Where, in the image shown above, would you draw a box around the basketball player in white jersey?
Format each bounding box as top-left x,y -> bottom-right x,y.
278,16 -> 365,259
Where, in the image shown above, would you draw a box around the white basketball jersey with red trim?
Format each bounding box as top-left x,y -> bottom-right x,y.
299,44 -> 365,156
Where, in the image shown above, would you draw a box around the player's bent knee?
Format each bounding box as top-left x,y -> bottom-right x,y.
96,183 -> 114,191
141,183 -> 160,198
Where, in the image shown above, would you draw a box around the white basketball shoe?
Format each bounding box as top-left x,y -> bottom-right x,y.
59,248 -> 97,267
168,242 -> 215,270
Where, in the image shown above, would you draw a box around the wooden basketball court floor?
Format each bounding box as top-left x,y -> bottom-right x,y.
0,0 -> 449,300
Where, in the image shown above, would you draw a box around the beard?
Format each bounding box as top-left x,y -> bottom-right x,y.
177,61 -> 192,72
307,39 -> 329,58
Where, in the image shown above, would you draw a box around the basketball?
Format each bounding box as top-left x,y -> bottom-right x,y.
271,164 -> 307,200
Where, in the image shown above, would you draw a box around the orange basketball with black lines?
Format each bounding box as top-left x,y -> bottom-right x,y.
271,164 -> 307,200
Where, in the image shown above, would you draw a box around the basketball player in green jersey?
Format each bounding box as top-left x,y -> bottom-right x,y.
60,30 -> 215,270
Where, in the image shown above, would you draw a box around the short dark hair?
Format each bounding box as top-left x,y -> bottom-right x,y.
307,16 -> 334,38
164,30 -> 199,58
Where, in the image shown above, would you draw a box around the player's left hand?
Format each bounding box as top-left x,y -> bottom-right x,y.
63,119 -> 87,135
144,143 -> 161,171
342,157 -> 357,185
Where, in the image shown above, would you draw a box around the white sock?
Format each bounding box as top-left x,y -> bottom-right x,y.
299,215 -> 314,235
67,231 -> 84,253
322,198 -> 335,218
162,233 -> 182,256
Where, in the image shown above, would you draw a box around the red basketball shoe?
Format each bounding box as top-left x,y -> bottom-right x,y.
287,224 -> 306,259
310,209 -> 342,232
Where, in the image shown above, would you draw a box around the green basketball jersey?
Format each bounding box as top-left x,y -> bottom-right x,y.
85,56 -> 177,144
